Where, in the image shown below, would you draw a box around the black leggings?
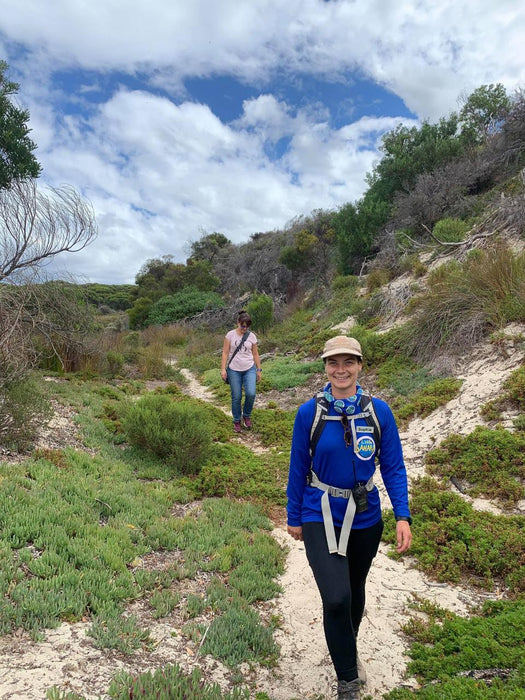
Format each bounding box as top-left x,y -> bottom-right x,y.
302,519 -> 383,681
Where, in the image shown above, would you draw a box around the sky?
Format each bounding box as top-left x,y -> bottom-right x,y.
1,0 -> 524,285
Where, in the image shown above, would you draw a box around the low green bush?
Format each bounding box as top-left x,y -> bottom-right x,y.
391,377 -> 463,424
388,477 -> 524,595
383,599 -> 525,699
107,664 -> 250,700
250,407 -> 295,449
87,612 -> 154,654
199,599 -> 279,668
146,288 -> 224,326
261,356 -> 323,390
331,274 -> 359,291
105,351 -> 124,377
433,217 -> 470,242
197,443 -> 288,504
376,357 -> 437,396
247,293 -> 274,332
481,363 -> 525,423
122,394 -> 212,474
0,375 -> 51,451
425,426 -> 525,505
404,243 -> 525,360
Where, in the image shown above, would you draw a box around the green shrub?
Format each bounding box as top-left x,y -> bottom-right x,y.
261,356 -> 323,390
392,377 -> 463,424
394,477 -> 524,594
105,351 -> 124,377
127,296 -> 153,330
146,287 -> 224,326
376,357 -> 436,396
503,363 -> 525,408
0,375 -> 51,451
197,443 -> 287,504
433,217 -> 470,242
122,394 -> 212,474
200,599 -> 279,667
135,343 -> 172,379
480,363 -> 525,423
367,267 -> 392,291
88,612 -> 154,653
405,243 -> 525,359
107,663 -> 249,700
425,426 -> 525,505
331,274 -> 359,291
247,293 -> 274,333
387,598 -> 525,700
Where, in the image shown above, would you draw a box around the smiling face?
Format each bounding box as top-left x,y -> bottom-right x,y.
324,353 -> 362,398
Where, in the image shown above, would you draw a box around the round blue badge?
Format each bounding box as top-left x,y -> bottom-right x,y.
355,435 -> 376,461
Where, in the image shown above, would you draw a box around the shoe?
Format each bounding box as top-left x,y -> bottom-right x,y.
337,679 -> 361,700
233,421 -> 242,433
243,417 -> 252,429
357,655 -> 367,684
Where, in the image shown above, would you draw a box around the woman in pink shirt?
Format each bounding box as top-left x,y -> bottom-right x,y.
221,310 -> 262,433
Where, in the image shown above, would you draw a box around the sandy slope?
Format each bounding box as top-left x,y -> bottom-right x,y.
0,325 -> 523,699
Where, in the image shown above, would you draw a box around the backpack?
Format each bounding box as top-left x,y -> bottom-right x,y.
309,389 -> 382,460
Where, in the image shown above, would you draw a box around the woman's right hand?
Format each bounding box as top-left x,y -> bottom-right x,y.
287,525 -> 303,541
221,369 -> 227,382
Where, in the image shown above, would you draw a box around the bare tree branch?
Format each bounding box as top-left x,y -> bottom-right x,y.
422,222 -> 500,247
0,179 -> 97,282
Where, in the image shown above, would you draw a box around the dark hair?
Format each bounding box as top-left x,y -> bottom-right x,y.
237,310 -> 252,326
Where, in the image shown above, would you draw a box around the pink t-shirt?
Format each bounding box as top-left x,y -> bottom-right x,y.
226,330 -> 257,371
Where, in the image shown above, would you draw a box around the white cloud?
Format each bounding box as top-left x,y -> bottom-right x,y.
2,0 -> 524,282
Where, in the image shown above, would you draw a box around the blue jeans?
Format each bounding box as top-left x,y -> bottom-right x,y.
227,365 -> 256,423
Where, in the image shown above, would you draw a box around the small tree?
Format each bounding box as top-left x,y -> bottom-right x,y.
0,61 -> 41,189
187,231 -> 231,263
459,83 -> 511,143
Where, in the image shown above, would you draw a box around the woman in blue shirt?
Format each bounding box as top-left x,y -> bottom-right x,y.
286,336 -> 412,700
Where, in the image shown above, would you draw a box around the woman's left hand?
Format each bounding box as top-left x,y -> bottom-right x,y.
396,520 -> 412,553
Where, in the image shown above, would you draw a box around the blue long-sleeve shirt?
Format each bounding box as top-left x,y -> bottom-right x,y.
286,387 -> 411,529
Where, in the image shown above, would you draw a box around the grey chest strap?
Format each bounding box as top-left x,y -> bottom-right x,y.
309,472 -> 374,556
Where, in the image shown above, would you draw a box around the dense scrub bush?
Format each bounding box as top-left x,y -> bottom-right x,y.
404,242 -> 525,359
396,476 -> 524,594
105,351 -> 124,377
246,293 -> 274,332
127,296 -> 153,330
426,425 -> 525,505
432,217 -> 470,242
385,599 -> 525,699
146,288 -> 224,326
0,375 -> 51,450
391,377 -> 463,424
331,274 -> 359,291
122,394 -> 212,474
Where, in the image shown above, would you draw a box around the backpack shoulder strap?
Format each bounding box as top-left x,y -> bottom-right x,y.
359,391 -> 382,456
309,391 -> 329,459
